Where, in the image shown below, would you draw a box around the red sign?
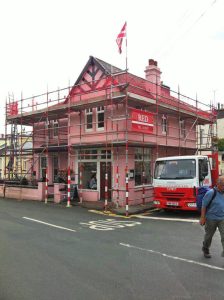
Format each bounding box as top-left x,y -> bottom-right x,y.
7,102 -> 18,116
131,109 -> 154,134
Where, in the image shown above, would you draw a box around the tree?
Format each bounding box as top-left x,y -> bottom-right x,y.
218,138 -> 224,151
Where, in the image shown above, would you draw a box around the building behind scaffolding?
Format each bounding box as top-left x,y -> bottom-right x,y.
3,56 -> 216,213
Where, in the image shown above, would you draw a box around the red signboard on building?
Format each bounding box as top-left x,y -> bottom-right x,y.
131,109 -> 154,134
7,102 -> 18,116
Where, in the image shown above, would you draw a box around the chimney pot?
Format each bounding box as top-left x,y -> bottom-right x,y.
148,59 -> 158,66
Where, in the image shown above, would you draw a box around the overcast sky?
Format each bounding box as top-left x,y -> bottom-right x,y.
0,0 -> 223,131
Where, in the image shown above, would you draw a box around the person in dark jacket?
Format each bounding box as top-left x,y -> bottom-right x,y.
200,176 -> 224,258
89,173 -> 97,189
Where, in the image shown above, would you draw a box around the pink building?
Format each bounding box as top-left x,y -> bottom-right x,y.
6,56 -> 214,209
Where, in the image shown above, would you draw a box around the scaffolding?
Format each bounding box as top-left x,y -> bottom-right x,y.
3,56 -> 217,214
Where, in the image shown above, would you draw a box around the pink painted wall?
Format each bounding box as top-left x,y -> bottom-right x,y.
82,190 -> 99,201
54,183 -> 66,203
2,182 -> 45,201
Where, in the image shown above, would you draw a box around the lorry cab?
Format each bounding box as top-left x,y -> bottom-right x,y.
153,155 -> 212,210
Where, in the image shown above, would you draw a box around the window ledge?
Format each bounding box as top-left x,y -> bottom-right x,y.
96,128 -> 104,131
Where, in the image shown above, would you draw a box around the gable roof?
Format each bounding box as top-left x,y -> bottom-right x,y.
94,57 -> 123,74
74,56 -> 123,86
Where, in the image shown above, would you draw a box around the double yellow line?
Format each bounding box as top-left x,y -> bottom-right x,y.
88,209 -> 133,219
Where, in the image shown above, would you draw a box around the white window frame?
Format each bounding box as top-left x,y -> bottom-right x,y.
180,119 -> 186,138
96,106 -> 104,131
53,120 -> 59,137
85,108 -> 93,131
23,160 -> 27,172
200,128 -> 204,146
40,156 -> 47,178
45,120 -> 51,139
161,114 -> 168,134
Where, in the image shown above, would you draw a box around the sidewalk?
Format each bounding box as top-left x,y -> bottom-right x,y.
110,202 -> 154,215
0,196 -> 155,216
79,200 -> 154,215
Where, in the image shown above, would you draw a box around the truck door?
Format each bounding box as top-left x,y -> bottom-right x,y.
198,158 -> 211,186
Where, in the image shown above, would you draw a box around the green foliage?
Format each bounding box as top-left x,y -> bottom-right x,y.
218,138 -> 224,151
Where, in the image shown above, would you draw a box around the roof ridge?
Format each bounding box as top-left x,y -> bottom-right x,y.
93,56 -> 123,74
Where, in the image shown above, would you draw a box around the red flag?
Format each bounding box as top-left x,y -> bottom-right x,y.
116,22 -> 127,54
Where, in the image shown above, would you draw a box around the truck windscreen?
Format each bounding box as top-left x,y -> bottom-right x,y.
154,159 -> 196,179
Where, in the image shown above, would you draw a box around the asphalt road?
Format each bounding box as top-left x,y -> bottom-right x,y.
0,199 -> 224,300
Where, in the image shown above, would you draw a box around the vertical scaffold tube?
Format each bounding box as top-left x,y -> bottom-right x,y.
45,90 -> 49,204
79,164 -> 83,203
142,142 -> 145,205
67,84 -> 71,208
67,166 -> 71,207
104,171 -> 108,211
45,166 -> 48,204
142,170 -> 145,205
125,165 -> 129,217
116,164 -> 119,206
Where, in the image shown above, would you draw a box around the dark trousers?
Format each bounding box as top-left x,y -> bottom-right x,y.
203,219 -> 224,250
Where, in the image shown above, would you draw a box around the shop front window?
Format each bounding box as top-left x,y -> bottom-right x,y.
40,156 -> 47,179
79,162 -> 97,189
134,148 -> 151,186
53,156 -> 58,181
77,148 -> 112,191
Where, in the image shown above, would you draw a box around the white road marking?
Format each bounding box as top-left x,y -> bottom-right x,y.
80,219 -> 141,231
135,215 -> 199,223
120,243 -> 224,271
23,217 -> 76,232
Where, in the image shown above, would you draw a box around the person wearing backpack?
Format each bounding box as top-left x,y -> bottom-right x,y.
200,176 -> 224,258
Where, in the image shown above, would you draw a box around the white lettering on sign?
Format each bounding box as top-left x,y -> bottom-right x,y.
138,114 -> 148,123
131,109 -> 154,133
80,219 -> 141,231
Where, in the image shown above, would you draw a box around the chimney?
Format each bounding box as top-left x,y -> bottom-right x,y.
145,59 -> 161,84
145,59 -> 162,95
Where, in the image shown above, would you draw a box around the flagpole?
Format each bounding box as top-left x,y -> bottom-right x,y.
124,21 -> 129,216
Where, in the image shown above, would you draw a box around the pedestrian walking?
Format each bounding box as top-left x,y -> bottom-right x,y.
200,176 -> 224,258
